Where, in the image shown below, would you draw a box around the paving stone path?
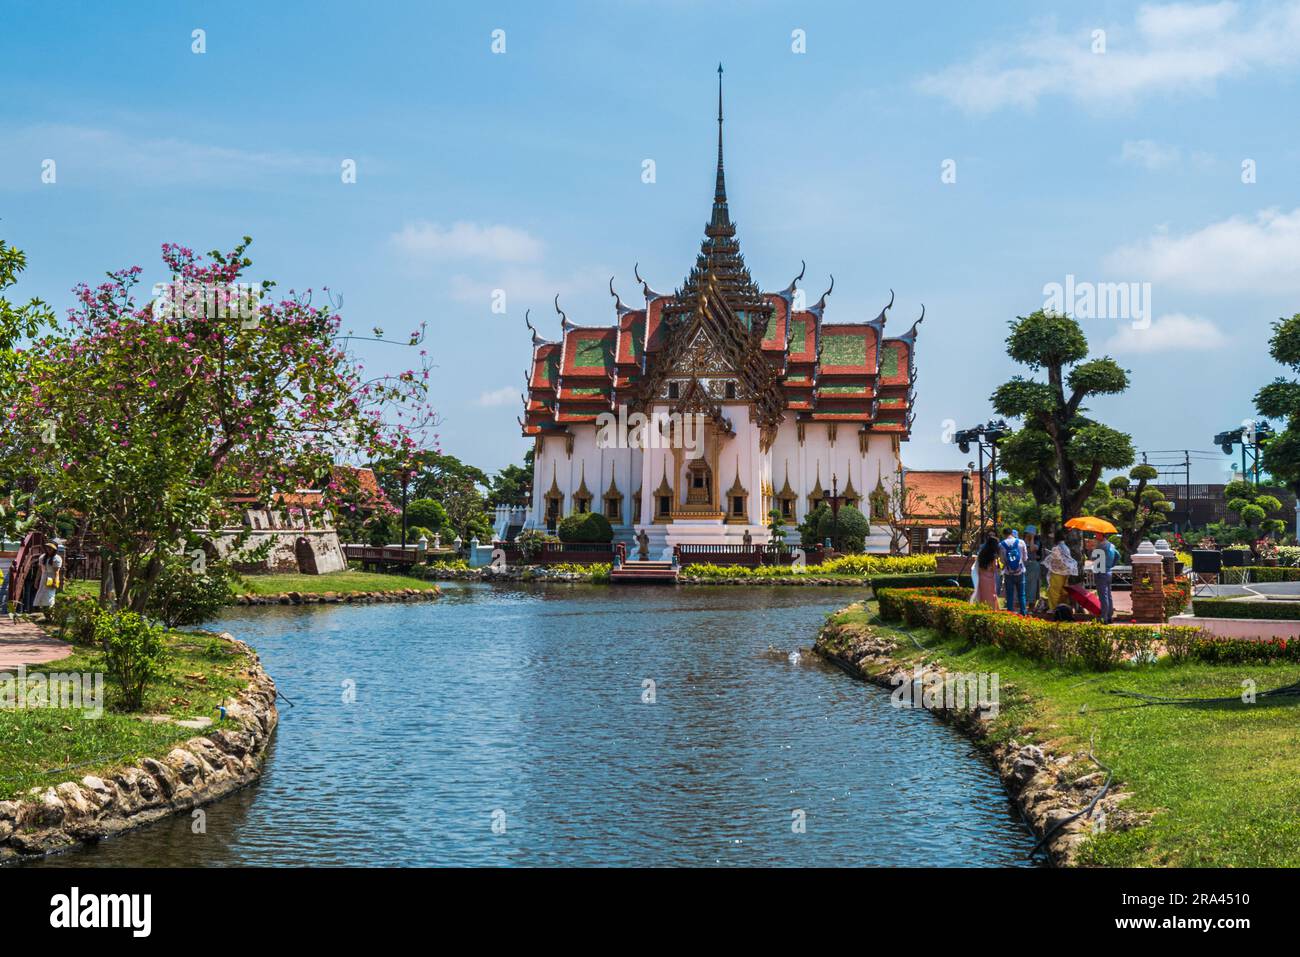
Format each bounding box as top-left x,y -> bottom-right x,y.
0,616 -> 73,669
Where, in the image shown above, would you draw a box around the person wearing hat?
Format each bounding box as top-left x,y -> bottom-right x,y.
33,541 -> 63,617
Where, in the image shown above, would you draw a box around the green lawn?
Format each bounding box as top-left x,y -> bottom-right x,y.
236,569 -> 438,595
0,630 -> 251,800
64,568 -> 439,601
830,602 -> 1300,867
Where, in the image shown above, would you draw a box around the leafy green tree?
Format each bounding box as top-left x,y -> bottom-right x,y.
4,239 -> 431,612
488,448 -> 534,507
992,311 -> 1135,526
1099,464 -> 1174,555
1256,313 -> 1300,501
0,238 -> 54,540
406,498 -> 447,533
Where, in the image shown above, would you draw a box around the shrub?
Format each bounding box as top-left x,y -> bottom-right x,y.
406,525 -> 436,543
96,610 -> 168,711
47,594 -> 101,646
147,554 -> 242,629
1192,598 -> 1300,620
822,554 -> 936,576
799,504 -> 829,546
816,505 -> 870,553
557,512 -> 613,544
406,498 -> 447,532
514,528 -> 557,561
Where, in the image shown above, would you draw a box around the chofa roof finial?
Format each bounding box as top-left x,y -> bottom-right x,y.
524,308 -> 544,346
555,294 -> 574,332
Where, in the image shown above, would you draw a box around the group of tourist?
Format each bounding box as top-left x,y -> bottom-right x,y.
972,526 -> 1118,623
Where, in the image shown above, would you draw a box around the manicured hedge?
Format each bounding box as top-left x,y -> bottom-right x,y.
876,586 -> 971,620
1247,567 -> 1300,583
880,588 -> 1300,667
1192,598 -> 1300,620
876,588 -> 1189,671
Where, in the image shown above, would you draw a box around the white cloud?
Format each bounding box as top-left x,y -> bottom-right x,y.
918,1 -> 1300,112
1120,139 -> 1181,170
1103,312 -> 1228,353
0,123 -> 333,189
477,386 -> 519,407
1106,207 -> 1300,294
391,221 -> 544,264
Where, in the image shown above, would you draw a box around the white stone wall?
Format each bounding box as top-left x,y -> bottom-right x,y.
529,415 -> 903,550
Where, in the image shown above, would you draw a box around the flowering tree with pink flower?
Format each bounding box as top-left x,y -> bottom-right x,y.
6,238 -> 435,611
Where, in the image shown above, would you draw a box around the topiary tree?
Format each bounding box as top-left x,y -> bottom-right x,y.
557,511 -> 613,544
1100,464 -> 1174,556
816,504 -> 870,553
1223,479 -> 1285,541
992,310 -> 1135,527
766,508 -> 788,548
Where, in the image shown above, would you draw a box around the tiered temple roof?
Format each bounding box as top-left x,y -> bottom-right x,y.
520,68 -> 920,442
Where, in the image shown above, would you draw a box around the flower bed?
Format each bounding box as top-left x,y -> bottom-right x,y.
1163,579 -> 1192,619
1164,631 -> 1300,664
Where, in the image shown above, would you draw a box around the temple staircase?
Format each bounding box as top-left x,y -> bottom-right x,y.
610,560 -> 678,584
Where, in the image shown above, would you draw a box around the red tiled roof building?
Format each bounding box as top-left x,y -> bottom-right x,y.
520,70 -> 922,552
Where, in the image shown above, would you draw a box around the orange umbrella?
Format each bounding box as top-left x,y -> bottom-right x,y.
1065,516 -> 1118,535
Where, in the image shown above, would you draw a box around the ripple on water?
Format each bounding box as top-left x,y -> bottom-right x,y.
27,583 -> 1037,868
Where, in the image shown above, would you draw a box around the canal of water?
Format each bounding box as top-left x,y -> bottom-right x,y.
30,582 -> 1038,866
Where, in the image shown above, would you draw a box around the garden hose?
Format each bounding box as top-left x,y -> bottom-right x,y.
1027,732 -> 1112,859
1103,679 -> 1300,706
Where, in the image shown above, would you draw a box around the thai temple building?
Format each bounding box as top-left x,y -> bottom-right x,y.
519,70 -> 922,554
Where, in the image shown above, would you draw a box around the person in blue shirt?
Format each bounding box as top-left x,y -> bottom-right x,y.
1091,533 -> 1120,623
999,526 -> 1028,615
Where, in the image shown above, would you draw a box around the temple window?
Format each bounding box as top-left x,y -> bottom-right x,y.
668,381 -> 680,399
780,497 -> 793,519
658,495 -> 671,518
725,471 -> 748,524
725,381 -> 736,399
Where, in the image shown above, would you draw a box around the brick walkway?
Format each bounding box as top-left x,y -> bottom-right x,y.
0,616 -> 72,669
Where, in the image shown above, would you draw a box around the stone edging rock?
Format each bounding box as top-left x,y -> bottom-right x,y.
234,586 -> 441,605
814,603 -> 1141,867
0,633 -> 278,863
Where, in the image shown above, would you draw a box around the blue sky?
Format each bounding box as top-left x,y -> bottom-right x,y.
4,0 -> 1300,483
